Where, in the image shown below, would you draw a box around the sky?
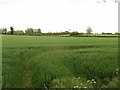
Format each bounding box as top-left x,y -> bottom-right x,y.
0,0 -> 118,33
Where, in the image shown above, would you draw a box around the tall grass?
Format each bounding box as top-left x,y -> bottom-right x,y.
2,35 -> 118,88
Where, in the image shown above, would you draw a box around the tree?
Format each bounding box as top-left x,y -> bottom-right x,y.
86,27 -> 93,34
37,28 -> 41,33
2,28 -> 7,34
115,32 -> 120,35
34,28 -> 41,33
64,31 -> 69,34
102,32 -> 105,34
10,27 -> 14,35
0,28 -> 7,34
33,28 -> 42,36
34,29 -> 37,33
25,28 -> 34,35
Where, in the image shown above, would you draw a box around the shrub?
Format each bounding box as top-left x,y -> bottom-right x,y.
69,32 -> 79,36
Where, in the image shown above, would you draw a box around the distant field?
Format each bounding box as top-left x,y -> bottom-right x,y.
2,35 -> 118,88
86,34 -> 119,37
57,34 -> 119,37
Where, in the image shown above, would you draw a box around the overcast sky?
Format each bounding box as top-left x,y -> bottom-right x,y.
0,0 -> 118,33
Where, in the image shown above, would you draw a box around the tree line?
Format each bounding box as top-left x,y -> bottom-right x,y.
0,27 -> 42,35
0,26 -> 119,36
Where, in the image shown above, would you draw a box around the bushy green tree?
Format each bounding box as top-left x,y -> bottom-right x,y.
0,28 -> 7,34
34,28 -> 42,35
2,28 -> 7,34
64,31 -> 70,34
37,28 -> 41,33
25,28 -> 34,35
86,27 -> 93,34
10,27 -> 14,35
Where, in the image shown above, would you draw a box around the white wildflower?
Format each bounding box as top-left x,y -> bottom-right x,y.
92,79 -> 94,81
87,80 -> 90,83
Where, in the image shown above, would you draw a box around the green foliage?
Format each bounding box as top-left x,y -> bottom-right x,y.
6,31 -> 11,35
37,28 -> 42,33
25,28 -> 42,35
25,28 -> 34,35
2,28 -> 7,34
0,28 -> 7,34
64,31 -> 69,34
34,28 -> 42,34
70,31 -> 79,36
42,31 -> 70,36
13,31 -> 24,35
106,77 -> 119,88
10,27 -> 14,35
86,27 -> 92,34
35,33 -> 43,36
50,77 -> 93,88
101,77 -> 119,88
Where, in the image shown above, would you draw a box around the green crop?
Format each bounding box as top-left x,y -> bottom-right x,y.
2,35 -> 118,88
